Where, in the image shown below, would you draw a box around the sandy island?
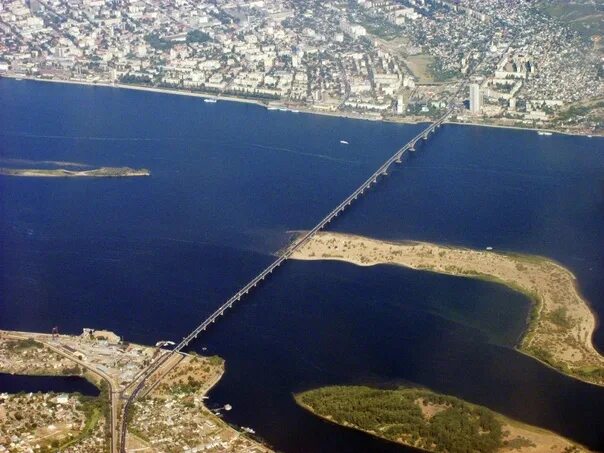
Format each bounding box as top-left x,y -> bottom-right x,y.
0,166 -> 150,177
291,231 -> 604,386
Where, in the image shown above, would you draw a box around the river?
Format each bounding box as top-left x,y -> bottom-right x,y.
1,78 -> 603,451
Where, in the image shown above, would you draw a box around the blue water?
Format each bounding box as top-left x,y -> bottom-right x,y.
1,79 -> 603,451
0,373 -> 99,396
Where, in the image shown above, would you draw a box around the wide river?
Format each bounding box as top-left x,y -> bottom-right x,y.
1,79 -> 603,451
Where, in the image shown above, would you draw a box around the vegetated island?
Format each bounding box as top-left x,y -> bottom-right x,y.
295,385 -> 587,453
0,166 -> 150,177
290,232 -> 604,386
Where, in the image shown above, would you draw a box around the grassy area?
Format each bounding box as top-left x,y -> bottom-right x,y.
536,1 -> 604,39
56,388 -> 108,451
405,54 -> 435,84
296,386 -> 503,452
4,338 -> 43,352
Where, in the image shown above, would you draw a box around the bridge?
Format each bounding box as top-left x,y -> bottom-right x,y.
119,89 -> 464,452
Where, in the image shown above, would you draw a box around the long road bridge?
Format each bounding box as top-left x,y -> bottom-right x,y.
119,89 -> 465,452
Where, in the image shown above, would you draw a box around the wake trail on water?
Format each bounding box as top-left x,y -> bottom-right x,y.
2,132 -> 360,164
0,158 -> 92,168
0,132 -> 163,142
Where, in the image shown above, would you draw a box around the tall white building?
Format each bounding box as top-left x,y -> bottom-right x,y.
396,95 -> 405,114
469,83 -> 482,114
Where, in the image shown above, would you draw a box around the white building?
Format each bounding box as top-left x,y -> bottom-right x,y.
469,83 -> 482,114
396,95 -> 405,114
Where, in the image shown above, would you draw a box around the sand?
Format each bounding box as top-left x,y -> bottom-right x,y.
291,231 -> 604,385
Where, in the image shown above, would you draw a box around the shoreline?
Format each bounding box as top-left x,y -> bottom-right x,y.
3,75 -> 600,137
294,386 -> 590,453
0,166 -> 150,178
294,399 -> 431,453
290,232 -> 604,386
0,329 -> 271,453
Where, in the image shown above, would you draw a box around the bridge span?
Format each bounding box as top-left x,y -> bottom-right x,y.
119,104 -> 456,452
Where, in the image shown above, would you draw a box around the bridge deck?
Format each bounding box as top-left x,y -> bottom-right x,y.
119,98 -> 462,451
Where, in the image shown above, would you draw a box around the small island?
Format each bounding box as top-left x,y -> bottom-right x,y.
291,232 -> 604,386
0,166 -> 150,177
295,385 -> 587,453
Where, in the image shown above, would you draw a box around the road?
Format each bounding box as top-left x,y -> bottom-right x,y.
2,331 -> 119,453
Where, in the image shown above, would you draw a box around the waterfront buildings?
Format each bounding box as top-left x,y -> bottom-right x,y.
469,83 -> 482,114
0,0 -> 601,131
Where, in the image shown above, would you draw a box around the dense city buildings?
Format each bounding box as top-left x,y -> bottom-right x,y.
0,0 -> 601,134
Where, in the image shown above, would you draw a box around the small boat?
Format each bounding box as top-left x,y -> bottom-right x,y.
241,427 -> 256,434
290,109 -> 300,113
278,108 -> 288,112
340,140 -> 349,145
537,131 -> 552,136
486,246 -> 493,251
204,98 -> 217,103
587,135 -> 593,138
267,106 -> 278,111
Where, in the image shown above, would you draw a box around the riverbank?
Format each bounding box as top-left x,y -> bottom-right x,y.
0,329 -> 271,453
4,75 -> 600,137
0,167 -> 150,177
295,385 -> 589,453
290,232 -> 604,386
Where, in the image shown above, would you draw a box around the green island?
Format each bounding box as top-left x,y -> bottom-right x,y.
295,386 -> 586,453
0,166 -> 150,177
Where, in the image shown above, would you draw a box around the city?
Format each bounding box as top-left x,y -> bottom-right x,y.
0,0 -> 602,134
1,1 -> 604,452
0,330 -> 272,452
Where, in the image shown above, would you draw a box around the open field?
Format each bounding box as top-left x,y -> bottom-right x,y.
291,232 -> 604,386
404,55 -> 436,84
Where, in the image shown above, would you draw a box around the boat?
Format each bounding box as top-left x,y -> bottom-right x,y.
340,140 -> 349,145
267,106 -> 278,111
486,246 -> 493,251
537,131 -> 552,136
290,109 -> 300,113
203,98 -> 217,103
